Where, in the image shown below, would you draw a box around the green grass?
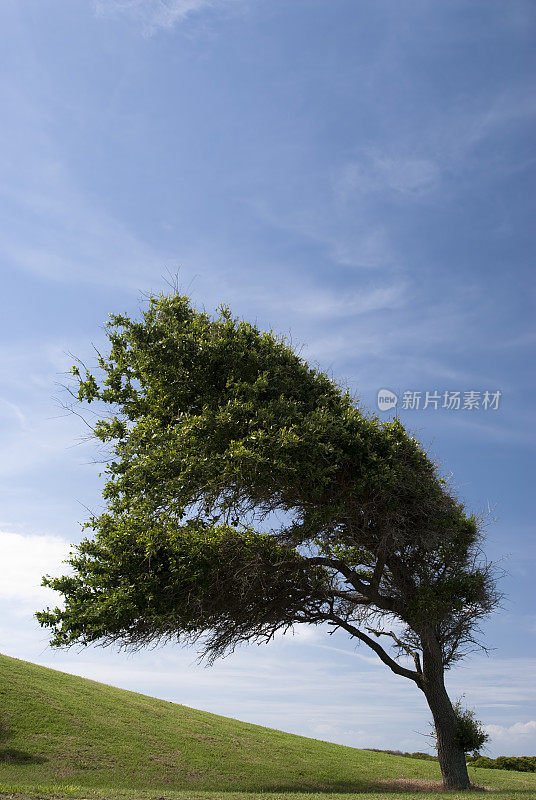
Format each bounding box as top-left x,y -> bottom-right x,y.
1,653 -> 534,799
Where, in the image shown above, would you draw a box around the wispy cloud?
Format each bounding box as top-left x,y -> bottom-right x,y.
337,153 -> 440,200
448,657 -> 536,709
336,86 -> 536,209
251,197 -> 396,273
329,228 -> 394,270
1,175 -> 169,292
0,397 -> 26,429
441,413 -> 536,448
261,281 -> 407,320
93,0 -> 239,35
0,77 -> 172,291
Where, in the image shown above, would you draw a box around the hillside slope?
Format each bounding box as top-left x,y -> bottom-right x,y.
0,653 -> 534,798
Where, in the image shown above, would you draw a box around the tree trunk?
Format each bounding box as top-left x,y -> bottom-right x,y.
421,632 -> 471,789
424,676 -> 471,788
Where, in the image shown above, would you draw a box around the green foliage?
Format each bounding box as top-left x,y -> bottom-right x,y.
469,755 -> 536,772
429,699 -> 489,755
406,751 -> 438,761
367,749 -> 438,761
452,700 -> 489,753
38,519 -> 328,655
37,293 -> 497,674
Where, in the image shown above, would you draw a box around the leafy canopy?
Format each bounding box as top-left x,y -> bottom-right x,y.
38,294 -> 497,676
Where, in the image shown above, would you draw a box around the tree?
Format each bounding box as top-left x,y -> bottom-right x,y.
37,293 -> 500,790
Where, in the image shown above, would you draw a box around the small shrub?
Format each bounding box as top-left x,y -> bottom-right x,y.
407,751 -> 438,761
452,699 -> 489,753
365,748 -> 437,761
495,756 -> 536,772
469,755 -> 496,769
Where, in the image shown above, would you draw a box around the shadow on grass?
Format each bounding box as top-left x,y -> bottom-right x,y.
221,778 -> 467,795
0,747 -> 47,765
237,772 -> 533,794
0,718 -> 47,765
233,781 -> 533,795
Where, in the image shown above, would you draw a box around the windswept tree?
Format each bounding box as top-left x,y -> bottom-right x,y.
37,294 -> 499,790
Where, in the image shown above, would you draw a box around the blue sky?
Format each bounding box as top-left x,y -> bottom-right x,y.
1,0 -> 535,757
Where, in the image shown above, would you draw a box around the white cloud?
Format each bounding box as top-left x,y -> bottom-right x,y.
0,340 -> 75,392
93,0 -> 237,34
251,197 -> 396,273
484,720 -> 536,753
276,624 -> 324,644
487,720 -> 536,736
445,88 -> 536,166
0,530 -> 71,606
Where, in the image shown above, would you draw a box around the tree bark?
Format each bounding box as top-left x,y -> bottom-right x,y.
421,632 -> 471,789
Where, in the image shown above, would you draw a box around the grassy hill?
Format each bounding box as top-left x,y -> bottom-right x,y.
1,653 -> 534,800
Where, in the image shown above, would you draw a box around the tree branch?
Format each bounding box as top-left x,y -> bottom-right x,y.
331,589 -> 371,604
365,626 -> 423,675
306,556 -> 395,612
370,552 -> 386,591
328,614 -> 424,686
366,627 -> 411,656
